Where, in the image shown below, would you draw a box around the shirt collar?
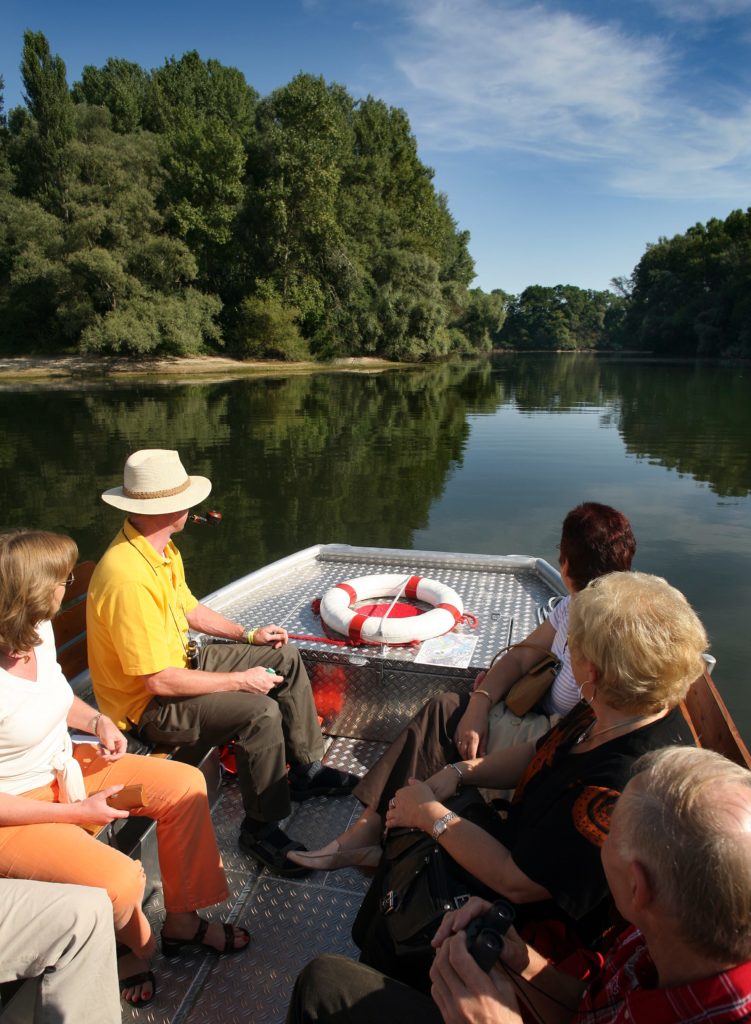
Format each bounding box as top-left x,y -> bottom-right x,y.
121,517 -> 176,570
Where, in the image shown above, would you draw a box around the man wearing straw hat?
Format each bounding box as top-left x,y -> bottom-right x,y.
87,449 -> 357,876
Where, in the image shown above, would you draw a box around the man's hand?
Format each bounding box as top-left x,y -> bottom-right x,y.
95,716 -> 128,762
431,930 -> 522,1024
433,898 -> 493,949
253,624 -> 288,649
234,666 -> 283,695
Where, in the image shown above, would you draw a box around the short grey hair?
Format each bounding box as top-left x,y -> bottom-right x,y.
617,746 -> 751,962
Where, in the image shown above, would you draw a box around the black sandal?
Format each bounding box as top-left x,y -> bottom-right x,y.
161,917 -> 250,957
117,945 -> 157,1005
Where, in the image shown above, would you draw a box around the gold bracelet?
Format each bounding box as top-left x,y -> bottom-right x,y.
247,628 -> 256,645
471,688 -> 494,705
88,712 -> 103,736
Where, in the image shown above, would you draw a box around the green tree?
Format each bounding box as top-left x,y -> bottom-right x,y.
72,58 -> 150,133
17,31 -> 75,216
621,210 -> 751,358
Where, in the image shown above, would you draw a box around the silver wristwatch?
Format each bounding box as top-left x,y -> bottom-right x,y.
431,811 -> 459,842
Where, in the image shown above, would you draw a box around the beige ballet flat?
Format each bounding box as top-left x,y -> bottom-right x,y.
286,841 -> 381,871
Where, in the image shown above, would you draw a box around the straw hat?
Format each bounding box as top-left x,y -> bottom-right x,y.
101,449 -> 212,514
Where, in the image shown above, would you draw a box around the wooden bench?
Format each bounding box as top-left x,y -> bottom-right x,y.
681,667 -> 751,769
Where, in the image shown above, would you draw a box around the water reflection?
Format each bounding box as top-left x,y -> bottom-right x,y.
0,355 -> 748,739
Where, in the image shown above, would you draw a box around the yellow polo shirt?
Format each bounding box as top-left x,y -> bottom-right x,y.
87,519 -> 199,730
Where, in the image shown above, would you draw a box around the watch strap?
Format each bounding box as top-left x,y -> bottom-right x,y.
431,810 -> 459,842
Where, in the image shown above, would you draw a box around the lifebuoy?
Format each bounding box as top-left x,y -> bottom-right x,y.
319,573 -> 464,645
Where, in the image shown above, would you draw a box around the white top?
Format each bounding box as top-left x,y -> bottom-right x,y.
0,621 -> 75,795
540,596 -> 580,717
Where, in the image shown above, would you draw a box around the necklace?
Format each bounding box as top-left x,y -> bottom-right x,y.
575,712 -> 651,746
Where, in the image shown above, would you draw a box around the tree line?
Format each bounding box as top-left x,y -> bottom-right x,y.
1,32 -> 748,362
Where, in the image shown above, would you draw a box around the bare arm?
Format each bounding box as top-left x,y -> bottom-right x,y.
426,740 -> 536,801
386,779 -> 550,904
0,789 -> 129,828
187,603 -> 288,648
66,696 -> 128,761
139,664 -> 280,698
456,620 -> 557,758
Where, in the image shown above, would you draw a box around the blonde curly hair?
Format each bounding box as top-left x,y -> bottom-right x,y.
568,571 -> 708,713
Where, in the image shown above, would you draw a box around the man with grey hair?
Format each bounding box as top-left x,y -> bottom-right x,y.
288,745 -> 751,1024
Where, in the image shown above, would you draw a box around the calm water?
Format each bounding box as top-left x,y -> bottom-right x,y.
1,355 -> 749,742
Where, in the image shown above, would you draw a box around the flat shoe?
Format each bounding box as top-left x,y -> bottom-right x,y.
161,917 -> 250,957
239,823 -> 311,877
286,842 -> 381,871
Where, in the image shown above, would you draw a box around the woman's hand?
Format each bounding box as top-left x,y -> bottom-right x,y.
384,779 -> 441,831
425,765 -> 462,803
455,694 -> 490,760
72,786 -> 131,825
95,717 -> 128,762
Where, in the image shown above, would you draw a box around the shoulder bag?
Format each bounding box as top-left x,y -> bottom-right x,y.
497,642 -> 561,717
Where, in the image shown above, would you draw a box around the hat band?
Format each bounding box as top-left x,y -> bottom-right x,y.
123,478 -> 192,501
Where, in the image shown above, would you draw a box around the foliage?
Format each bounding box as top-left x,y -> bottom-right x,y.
617,209 -> 751,358
227,287 -> 309,361
500,285 -> 625,351
1,35 -> 478,359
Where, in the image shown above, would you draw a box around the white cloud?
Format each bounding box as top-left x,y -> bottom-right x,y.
386,0 -> 751,200
649,0 -> 751,22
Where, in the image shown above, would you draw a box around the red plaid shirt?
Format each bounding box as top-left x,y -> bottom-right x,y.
575,927 -> 751,1023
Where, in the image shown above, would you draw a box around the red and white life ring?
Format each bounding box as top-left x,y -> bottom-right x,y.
319,573 -> 464,645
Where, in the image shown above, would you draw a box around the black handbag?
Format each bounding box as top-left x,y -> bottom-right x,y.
354,789 -> 498,969
378,825 -> 476,957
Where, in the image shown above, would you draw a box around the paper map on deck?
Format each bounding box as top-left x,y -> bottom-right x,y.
414,633 -> 479,669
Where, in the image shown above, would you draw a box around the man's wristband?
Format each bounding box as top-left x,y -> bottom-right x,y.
471,688 -> 494,706
88,712 -> 103,736
247,628 -> 256,645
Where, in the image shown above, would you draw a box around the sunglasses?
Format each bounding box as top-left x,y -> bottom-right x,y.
64,572 -> 75,588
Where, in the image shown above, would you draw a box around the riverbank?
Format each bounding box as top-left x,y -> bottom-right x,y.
0,354 -> 403,382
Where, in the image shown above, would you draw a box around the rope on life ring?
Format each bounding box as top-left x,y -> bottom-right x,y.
319,573 -> 465,645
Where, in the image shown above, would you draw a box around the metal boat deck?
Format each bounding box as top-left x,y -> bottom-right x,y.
121,545 -> 565,1024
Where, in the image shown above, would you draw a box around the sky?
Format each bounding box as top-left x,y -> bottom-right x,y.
2,0 -> 751,294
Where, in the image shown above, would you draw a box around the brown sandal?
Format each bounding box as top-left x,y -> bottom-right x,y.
161,917 -> 250,957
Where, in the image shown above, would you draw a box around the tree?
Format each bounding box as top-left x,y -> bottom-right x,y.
72,58 -> 150,133
18,31 -> 74,216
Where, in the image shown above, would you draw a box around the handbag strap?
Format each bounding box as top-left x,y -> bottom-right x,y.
489,640 -> 560,669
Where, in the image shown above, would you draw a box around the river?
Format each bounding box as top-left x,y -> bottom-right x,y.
1,354 -> 749,743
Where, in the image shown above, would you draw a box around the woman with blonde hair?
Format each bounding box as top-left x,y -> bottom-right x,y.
302,571 -> 707,991
0,530 -> 249,1006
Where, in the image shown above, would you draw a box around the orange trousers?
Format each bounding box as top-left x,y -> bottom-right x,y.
0,747 -> 228,957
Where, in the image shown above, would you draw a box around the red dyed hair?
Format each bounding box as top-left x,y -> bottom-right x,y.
559,502 -> 636,592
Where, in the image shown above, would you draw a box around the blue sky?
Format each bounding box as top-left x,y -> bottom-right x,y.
2,0 -> 751,294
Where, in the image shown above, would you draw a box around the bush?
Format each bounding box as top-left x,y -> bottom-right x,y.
228,291 -> 309,361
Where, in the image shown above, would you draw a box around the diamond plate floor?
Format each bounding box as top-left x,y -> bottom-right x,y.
120,737 -> 386,1024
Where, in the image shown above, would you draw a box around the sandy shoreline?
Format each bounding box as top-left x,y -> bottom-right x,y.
0,354 -> 401,381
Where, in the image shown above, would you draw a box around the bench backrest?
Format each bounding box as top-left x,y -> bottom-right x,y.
52,561 -> 96,683
680,668 -> 751,769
